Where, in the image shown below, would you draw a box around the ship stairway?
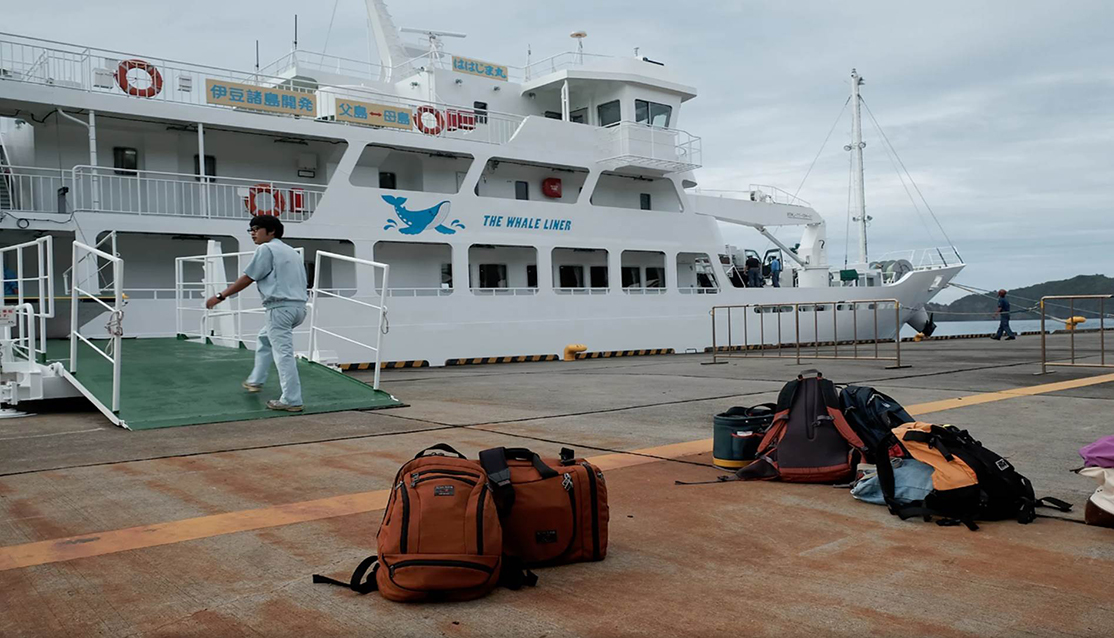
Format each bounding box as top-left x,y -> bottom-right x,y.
0,143 -> 13,210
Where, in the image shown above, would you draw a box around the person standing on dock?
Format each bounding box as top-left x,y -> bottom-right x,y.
206,216 -> 309,411
992,289 -> 1017,341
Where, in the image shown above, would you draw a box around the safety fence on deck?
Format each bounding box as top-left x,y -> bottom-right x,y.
69,241 -> 124,413
707,298 -> 905,368
1040,294 -> 1112,374
308,252 -> 389,390
0,235 -> 53,360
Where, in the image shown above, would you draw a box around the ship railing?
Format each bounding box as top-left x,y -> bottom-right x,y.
555,287 -> 609,295
309,252 -> 390,389
623,287 -> 667,295
0,33 -> 526,146
597,121 -> 702,172
470,287 -> 539,296
707,299 -> 906,368
875,247 -> 963,271
71,165 -> 324,222
69,241 -> 124,413
258,50 -> 386,82
522,52 -> 614,82
0,166 -> 72,214
687,186 -> 811,208
380,288 -> 453,298
679,287 -> 719,295
1039,294 -> 1113,375
1,235 -> 54,360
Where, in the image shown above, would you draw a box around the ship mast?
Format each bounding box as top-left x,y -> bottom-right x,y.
846,68 -> 870,264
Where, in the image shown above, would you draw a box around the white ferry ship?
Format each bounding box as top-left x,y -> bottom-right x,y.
1,1 -> 962,368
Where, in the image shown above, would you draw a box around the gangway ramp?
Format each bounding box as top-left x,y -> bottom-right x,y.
48,338 -> 402,430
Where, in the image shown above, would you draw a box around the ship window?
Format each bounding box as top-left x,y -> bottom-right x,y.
113,147 -> 138,175
478,264 -> 508,288
558,265 -> 584,288
193,154 -> 216,181
640,193 -> 652,210
527,265 -> 537,288
570,108 -> 587,124
646,267 -> 665,288
379,172 -> 397,189
621,267 -> 641,288
515,181 -> 529,200
597,100 -> 621,126
544,111 -> 562,120
441,263 -> 452,288
590,266 -> 609,288
635,99 -> 672,128
473,101 -> 488,124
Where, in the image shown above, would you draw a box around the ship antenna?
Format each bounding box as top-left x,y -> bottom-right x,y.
570,31 -> 587,64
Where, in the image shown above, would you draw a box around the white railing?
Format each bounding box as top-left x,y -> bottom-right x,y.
175,248 -> 305,344
554,287 -> 609,295
522,52 -> 615,82
688,187 -> 812,209
309,252 -> 389,389
597,121 -> 702,172
875,247 -> 963,270
70,241 -> 124,412
1,235 -> 54,359
679,287 -> 720,295
0,166 -> 71,213
470,287 -> 539,296
2,303 -> 37,366
623,288 -> 668,295
0,33 -> 526,146
258,50 -> 385,82
72,166 -> 324,221
381,287 -> 453,297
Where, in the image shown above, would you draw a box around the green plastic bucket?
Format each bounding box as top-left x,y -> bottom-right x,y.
713,403 -> 776,470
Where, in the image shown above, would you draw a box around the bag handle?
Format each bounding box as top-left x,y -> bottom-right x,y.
798,369 -> 823,379
492,447 -> 559,479
312,555 -> 379,594
413,443 -> 467,460
745,403 -> 777,418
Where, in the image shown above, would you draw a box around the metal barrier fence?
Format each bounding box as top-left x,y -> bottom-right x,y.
70,241 -> 124,413
308,252 -> 390,390
1040,294 -> 1112,374
1,235 -> 54,359
708,299 -> 905,368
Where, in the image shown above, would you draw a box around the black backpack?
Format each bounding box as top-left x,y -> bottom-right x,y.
840,385 -> 914,463
875,423 -> 1071,531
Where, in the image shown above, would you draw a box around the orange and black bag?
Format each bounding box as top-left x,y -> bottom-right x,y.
313,444 -> 536,602
479,447 -> 609,567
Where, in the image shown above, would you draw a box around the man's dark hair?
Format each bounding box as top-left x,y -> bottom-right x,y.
249,215 -> 284,238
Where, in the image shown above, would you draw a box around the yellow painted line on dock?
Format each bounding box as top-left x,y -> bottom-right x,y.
2,372 -> 1113,572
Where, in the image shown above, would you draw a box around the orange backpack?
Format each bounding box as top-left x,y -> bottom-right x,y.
479,447 -> 609,566
314,444 -> 534,602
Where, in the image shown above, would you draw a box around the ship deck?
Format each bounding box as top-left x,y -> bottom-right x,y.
2,331 -> 1113,637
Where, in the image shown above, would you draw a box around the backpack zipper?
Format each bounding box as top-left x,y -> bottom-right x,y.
581,462 -> 601,561
476,483 -> 488,555
560,472 -> 578,557
397,480 -> 410,554
387,558 -> 494,576
410,469 -> 480,481
410,474 -> 478,488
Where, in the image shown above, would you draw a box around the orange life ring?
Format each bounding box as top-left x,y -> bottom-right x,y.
247,184 -> 286,216
116,59 -> 163,98
415,105 -> 444,135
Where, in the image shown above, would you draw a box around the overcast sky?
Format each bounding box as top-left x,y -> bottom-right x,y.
10,1 -> 1112,301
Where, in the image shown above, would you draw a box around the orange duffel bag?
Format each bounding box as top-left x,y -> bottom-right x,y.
314,444 -> 535,602
479,447 -> 609,566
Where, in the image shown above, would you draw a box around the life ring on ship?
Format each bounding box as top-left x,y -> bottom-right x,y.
415,105 -> 444,135
246,184 -> 286,216
115,59 -> 163,98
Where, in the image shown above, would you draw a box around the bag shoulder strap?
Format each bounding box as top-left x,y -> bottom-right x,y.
479,447 -> 516,511
313,555 -> 379,594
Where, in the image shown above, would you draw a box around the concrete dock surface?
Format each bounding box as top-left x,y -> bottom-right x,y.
1,331 -> 1112,637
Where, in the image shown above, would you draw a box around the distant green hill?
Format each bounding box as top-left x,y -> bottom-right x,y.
926,275 -> 1114,321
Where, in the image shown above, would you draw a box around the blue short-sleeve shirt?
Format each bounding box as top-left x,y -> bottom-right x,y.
244,239 -> 308,308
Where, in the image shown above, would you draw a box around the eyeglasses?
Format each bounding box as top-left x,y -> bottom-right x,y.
247,227 -> 259,233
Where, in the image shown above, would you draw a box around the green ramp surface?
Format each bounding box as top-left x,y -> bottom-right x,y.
47,338 -> 403,430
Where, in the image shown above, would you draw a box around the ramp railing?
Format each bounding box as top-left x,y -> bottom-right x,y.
176,247 -> 305,346
1040,294 -> 1112,374
308,252 -> 389,390
708,299 -> 904,368
70,241 -> 124,412
1,235 -> 54,360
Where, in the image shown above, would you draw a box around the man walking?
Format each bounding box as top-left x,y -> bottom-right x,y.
992,288 -> 1017,341
206,216 -> 308,411
769,254 -> 782,288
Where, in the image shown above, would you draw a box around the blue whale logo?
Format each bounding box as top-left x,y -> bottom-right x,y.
381,195 -> 464,235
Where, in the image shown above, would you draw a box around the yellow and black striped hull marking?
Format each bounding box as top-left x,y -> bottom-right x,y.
446,354 -> 561,366
575,348 -> 675,359
339,360 -> 428,371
